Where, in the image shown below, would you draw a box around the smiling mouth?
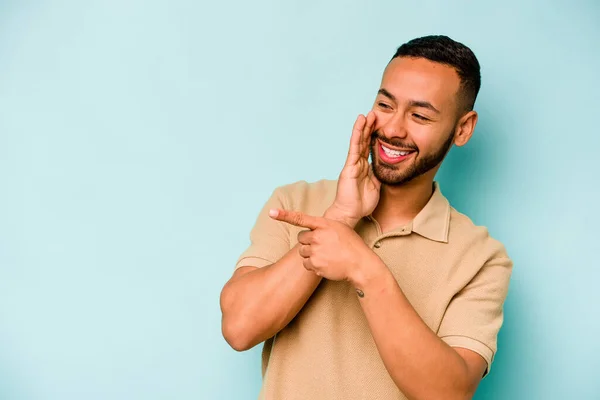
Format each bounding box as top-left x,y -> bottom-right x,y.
378,141 -> 416,164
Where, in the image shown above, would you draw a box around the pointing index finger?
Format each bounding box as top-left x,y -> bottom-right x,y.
269,209 -> 323,230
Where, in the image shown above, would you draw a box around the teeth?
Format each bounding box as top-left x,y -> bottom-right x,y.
382,145 -> 410,157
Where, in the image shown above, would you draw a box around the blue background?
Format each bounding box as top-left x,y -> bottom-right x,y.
1,1 -> 599,399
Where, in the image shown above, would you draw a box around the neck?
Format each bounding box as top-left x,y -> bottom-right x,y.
372,175 -> 435,232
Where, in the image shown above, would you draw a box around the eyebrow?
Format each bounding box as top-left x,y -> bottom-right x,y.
377,88 -> 441,114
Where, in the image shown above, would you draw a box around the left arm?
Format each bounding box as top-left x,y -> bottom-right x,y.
269,209 -> 510,400
350,254 -> 486,400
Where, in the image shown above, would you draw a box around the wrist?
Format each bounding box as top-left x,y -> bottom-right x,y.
323,206 -> 359,228
347,250 -> 388,290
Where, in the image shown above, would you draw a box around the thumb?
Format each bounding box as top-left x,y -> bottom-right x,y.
269,209 -> 323,230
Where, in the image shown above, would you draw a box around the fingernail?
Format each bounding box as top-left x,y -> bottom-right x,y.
269,209 -> 278,217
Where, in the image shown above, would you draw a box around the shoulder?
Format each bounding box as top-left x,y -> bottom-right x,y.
274,179 -> 338,215
448,207 -> 512,268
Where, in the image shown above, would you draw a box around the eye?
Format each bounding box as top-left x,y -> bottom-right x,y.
377,102 -> 391,109
412,113 -> 429,121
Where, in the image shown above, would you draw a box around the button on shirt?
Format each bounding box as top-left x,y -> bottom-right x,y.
235,179 -> 513,400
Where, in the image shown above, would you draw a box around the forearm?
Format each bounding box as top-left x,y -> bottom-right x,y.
352,257 -> 474,400
220,244 -> 321,351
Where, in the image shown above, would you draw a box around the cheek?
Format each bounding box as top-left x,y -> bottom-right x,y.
407,124 -> 432,148
409,124 -> 447,153
371,110 -> 391,131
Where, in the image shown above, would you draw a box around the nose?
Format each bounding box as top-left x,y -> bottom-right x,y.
378,112 -> 408,139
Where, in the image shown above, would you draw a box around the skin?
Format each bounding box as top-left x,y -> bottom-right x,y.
221,56 -> 484,399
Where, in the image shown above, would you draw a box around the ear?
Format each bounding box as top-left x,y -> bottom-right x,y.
453,110 -> 478,147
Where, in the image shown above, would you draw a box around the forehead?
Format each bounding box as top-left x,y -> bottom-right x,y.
380,57 -> 461,110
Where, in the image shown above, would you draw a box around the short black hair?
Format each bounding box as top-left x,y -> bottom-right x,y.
391,35 -> 481,111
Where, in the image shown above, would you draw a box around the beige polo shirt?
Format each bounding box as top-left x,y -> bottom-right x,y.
235,179 -> 512,400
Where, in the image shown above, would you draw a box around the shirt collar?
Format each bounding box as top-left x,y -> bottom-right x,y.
411,182 -> 451,243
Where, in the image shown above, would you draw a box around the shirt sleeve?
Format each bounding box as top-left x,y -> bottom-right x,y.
437,255 -> 513,376
235,186 -> 292,270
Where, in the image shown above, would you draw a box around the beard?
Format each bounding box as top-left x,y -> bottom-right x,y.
369,128 -> 455,186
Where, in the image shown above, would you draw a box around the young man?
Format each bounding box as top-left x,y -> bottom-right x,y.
220,35 -> 513,400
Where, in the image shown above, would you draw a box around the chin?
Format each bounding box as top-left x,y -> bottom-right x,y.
370,149 -> 419,185
373,167 -> 411,186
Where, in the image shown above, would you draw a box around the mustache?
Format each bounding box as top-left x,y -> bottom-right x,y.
370,130 -> 418,151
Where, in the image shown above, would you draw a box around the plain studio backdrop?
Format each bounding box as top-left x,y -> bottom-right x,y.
0,0 -> 599,399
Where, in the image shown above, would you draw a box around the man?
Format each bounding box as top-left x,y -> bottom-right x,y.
220,35 -> 512,400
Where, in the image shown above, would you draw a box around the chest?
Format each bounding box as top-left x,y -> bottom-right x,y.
288,223 -> 471,331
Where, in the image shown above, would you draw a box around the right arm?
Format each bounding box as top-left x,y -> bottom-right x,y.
220,204 -> 370,352
221,112 -> 378,351
219,242 -> 322,352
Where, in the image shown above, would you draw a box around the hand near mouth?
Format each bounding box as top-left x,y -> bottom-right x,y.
325,111 -> 381,228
